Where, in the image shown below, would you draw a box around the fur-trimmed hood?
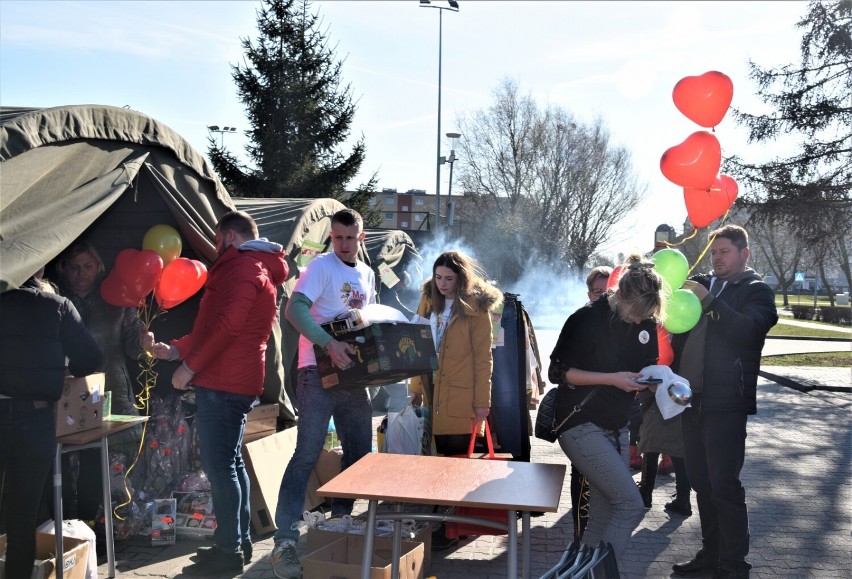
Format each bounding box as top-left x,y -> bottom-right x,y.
420,278 -> 503,317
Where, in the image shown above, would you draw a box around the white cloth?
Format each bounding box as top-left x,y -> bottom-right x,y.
294,252 -> 376,367
639,364 -> 693,420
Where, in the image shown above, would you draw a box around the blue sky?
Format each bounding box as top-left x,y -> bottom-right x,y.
0,1 -> 806,258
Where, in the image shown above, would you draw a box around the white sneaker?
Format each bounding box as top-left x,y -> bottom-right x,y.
271,541 -> 301,579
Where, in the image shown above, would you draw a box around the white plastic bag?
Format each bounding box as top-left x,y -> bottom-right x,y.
639,364 -> 692,420
383,404 -> 424,455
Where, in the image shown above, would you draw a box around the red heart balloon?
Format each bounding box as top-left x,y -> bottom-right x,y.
683,174 -> 739,228
606,264 -> 626,291
660,131 -> 721,190
114,249 -> 163,300
672,71 -> 734,128
100,270 -> 145,307
155,258 -> 208,310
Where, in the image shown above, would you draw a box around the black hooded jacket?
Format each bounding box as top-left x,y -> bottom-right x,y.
672,269 -> 777,414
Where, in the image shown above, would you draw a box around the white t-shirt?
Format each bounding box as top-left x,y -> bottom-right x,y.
430,298 -> 453,352
294,251 -> 376,367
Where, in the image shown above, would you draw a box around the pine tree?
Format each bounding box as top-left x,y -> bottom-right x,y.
728,0 -> 851,245
209,0 -> 379,224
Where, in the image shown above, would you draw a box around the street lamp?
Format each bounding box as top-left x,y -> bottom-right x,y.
207,125 -> 237,147
420,0 -> 459,234
441,132 -> 461,230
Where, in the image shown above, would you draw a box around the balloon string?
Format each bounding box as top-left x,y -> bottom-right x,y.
686,209 -> 731,276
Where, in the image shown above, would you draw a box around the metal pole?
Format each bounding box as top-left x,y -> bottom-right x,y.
435,9 -> 443,235
447,152 -> 455,229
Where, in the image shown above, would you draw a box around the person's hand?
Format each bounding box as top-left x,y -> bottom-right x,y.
325,339 -> 356,369
473,407 -> 490,422
682,280 -> 709,300
609,371 -> 646,393
172,364 -> 193,390
140,331 -> 155,351
141,331 -> 176,360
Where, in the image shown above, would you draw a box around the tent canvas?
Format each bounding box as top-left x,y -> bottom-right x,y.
0,104 -> 292,421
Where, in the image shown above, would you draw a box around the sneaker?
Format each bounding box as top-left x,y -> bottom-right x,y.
271,541 -> 302,579
665,498 -> 693,517
196,542 -> 253,565
182,547 -> 243,576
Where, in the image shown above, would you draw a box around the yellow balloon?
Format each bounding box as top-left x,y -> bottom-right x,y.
142,224 -> 182,265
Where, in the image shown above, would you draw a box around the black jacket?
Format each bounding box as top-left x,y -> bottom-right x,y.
672,270 -> 777,414
0,277 -> 103,400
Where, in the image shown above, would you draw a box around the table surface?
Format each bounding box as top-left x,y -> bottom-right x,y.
317,453 -> 566,512
56,415 -> 148,445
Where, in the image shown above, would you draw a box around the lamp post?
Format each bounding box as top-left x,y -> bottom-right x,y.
420,0 -> 459,235
441,132 -> 461,231
207,125 -> 237,147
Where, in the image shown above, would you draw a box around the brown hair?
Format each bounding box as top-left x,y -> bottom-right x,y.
615,253 -> 665,323
709,224 -> 748,251
218,211 -> 258,239
429,250 -> 501,319
56,241 -> 105,279
331,208 -> 364,230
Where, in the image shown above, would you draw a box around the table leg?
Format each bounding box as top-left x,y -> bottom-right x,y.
362,500 -> 378,579
391,503 -> 402,579
507,509 -> 518,579
54,443 -> 64,579
522,511 -> 531,579
101,437 -> 116,578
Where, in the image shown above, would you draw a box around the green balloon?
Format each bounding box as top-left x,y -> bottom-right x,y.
652,248 -> 689,291
663,289 -> 702,334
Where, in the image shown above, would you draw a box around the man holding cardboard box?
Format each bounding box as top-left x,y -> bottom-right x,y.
271,209 -> 376,579
143,211 -> 288,575
0,271 -> 102,578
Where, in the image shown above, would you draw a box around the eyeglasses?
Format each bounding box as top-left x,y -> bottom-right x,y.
590,288 -> 606,296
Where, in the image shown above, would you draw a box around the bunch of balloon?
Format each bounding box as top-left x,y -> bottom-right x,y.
660,71 -> 740,230
652,247 -> 702,334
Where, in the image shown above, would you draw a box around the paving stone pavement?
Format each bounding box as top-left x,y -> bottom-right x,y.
98,368 -> 851,579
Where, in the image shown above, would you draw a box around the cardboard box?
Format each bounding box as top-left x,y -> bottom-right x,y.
0,532 -> 90,579
307,519 -> 432,573
56,373 -> 105,437
315,323 -> 437,389
302,535 -> 424,579
247,402 -> 279,422
243,429 -> 334,535
151,498 -> 177,545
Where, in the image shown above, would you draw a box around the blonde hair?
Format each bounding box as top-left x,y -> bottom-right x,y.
615,253 -> 665,322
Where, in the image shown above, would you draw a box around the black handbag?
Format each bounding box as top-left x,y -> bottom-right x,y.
534,386 -> 598,443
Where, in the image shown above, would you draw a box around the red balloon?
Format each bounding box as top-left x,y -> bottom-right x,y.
606,264 -> 626,291
100,271 -> 145,307
656,323 -> 674,366
672,71 -> 734,128
155,258 -> 208,310
683,174 -> 739,228
114,249 -> 163,300
660,131 -> 721,190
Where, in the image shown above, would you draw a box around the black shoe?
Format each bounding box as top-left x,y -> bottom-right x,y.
431,526 -> 459,551
665,498 -> 693,517
196,543 -> 253,565
673,552 -> 719,576
712,569 -> 747,579
183,547 -> 243,576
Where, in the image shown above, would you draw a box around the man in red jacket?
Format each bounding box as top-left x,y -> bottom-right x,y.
143,211 -> 287,575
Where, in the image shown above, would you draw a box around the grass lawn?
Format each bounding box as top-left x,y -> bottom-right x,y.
775,295 -> 848,308
762,351 -> 851,367
770,321 -> 851,339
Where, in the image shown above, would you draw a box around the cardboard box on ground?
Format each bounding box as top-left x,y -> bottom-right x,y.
314,322 -> 437,390
56,373 -> 105,437
302,535 -> 424,579
243,402 -> 278,443
0,533 -> 89,579
243,428 -> 342,535
307,521 -> 432,574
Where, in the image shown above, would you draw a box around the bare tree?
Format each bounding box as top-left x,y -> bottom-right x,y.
748,217 -> 804,306
456,78 -> 643,276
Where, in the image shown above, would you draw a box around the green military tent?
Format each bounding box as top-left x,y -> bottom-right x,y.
0,104 -> 294,423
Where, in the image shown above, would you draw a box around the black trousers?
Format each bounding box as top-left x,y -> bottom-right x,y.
681,407 -> 751,576
0,400 -> 56,579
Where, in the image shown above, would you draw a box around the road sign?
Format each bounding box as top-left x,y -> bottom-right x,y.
795,272 -> 805,283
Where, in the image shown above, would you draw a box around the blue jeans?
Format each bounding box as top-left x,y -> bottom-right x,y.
195,387 -> 257,554
681,407 -> 751,576
274,367 -> 372,543
558,422 -> 645,560
0,400 -> 56,578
